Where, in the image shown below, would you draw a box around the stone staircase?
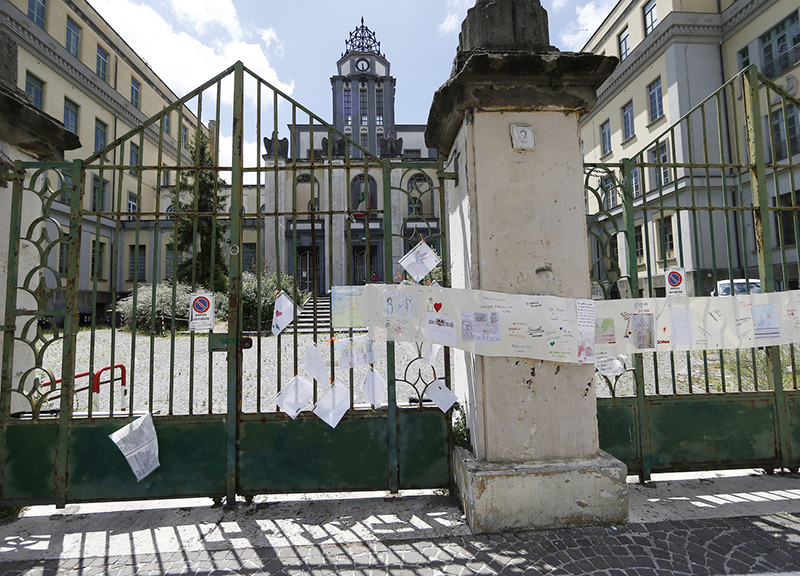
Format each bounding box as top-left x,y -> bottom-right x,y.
287,295 -> 332,334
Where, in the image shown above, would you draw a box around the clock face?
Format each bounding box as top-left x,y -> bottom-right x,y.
355,58 -> 370,72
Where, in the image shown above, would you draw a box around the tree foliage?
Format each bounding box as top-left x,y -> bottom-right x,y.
174,134 -> 229,292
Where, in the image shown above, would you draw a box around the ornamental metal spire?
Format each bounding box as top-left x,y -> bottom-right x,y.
344,17 -> 383,56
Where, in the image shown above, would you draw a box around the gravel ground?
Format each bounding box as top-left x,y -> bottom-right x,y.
39,329 -> 448,416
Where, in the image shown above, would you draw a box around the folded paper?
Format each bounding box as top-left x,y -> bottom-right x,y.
109,413 -> 160,482
301,343 -> 329,385
425,380 -> 458,413
361,369 -> 387,407
313,381 -> 350,428
276,376 -> 314,419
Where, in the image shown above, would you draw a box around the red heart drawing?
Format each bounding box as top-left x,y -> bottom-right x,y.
276,310 -> 283,317
434,303 -> 442,312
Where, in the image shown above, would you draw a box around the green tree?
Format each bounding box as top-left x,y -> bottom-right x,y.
174,134 -> 229,292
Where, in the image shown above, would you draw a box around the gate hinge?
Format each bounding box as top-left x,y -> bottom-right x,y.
436,171 -> 457,180
209,333 -> 253,352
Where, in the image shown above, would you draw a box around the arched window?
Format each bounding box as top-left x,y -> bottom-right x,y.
294,174 -> 320,218
350,174 -> 378,213
406,172 -> 433,217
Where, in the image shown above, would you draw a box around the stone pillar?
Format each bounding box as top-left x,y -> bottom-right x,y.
425,0 -> 627,533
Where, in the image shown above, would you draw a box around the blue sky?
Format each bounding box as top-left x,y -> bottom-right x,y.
91,0 -> 616,124
88,0 -> 616,175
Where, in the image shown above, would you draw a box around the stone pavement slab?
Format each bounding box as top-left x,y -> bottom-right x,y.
2,471 -> 800,574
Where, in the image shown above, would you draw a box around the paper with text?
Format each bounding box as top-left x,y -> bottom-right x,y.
109,413 -> 160,482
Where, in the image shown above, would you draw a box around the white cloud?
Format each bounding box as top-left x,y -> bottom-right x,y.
559,0 -> 616,52
167,0 -> 241,39
550,0 -> 569,10
89,0 -> 293,104
438,0 -> 474,34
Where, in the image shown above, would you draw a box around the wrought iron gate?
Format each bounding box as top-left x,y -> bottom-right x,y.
588,66 -> 800,480
0,62 -> 451,507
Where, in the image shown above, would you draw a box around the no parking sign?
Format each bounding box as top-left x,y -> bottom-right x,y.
665,267 -> 687,298
189,293 -> 215,331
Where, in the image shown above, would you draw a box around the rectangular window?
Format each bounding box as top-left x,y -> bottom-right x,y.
648,77 -> 663,122
404,149 -> 421,159
242,243 -> 257,272
162,171 -> 170,187
634,225 -> 645,262
58,242 -> 69,275
622,101 -> 635,140
738,46 -> 750,70
96,45 -> 109,81
376,89 -> 384,126
631,166 -> 641,197
94,119 -> 107,153
648,142 -> 670,186
360,88 -> 368,126
127,192 -> 138,221
181,125 -> 189,149
25,72 -> 44,110
609,235 -> 619,265
165,243 -> 183,279
760,12 -> 800,79
90,241 -> 105,279
27,0 -> 45,28
91,175 -> 108,212
130,78 -> 140,109
602,176 -> 617,209
658,216 -> 675,259
776,192 -> 798,247
162,113 -> 170,135
618,27 -> 630,60
644,0 -> 658,36
63,98 -> 78,133
360,131 -> 369,150
128,245 -> 146,281
129,143 -> 140,175
65,18 -> 81,57
600,120 -> 611,156
770,105 -> 800,161
343,88 -> 352,125
59,170 -> 73,205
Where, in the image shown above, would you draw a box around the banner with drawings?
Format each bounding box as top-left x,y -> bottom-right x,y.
358,284 -> 800,365
359,283 -> 595,364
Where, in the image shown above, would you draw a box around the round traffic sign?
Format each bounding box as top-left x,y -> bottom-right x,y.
668,271 -> 683,287
193,296 -> 210,314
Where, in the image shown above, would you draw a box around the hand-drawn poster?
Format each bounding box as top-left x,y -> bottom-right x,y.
595,318 -> 616,344
398,240 -> 441,282
383,290 -> 420,319
576,299 -> 596,364
460,312 -> 501,343
109,413 -> 160,482
425,312 -> 457,347
753,302 -> 780,340
669,309 -> 694,347
335,336 -> 375,370
272,292 -> 298,336
331,286 -> 365,328
632,313 -> 654,349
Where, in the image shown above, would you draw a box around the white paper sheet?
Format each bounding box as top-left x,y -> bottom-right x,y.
301,344 -> 329,385
423,343 -> 442,365
361,369 -> 387,407
335,336 -> 375,370
276,376 -> 314,419
398,240 -> 441,282
670,309 -> 694,347
108,413 -> 160,482
425,380 -> 458,413
313,381 -> 350,428
272,292 -> 298,336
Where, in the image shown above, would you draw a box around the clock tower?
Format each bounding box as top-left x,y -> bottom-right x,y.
332,18 -> 396,157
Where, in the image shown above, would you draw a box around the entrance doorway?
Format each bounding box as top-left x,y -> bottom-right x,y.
353,245 -> 379,285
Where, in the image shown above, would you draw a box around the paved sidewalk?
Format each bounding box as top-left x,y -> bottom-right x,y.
3,471 -> 800,575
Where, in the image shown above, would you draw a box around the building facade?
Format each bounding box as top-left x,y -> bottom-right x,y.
1,0 -> 202,318
580,0 -> 799,296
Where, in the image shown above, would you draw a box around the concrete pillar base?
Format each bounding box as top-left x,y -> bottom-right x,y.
453,447 -> 628,534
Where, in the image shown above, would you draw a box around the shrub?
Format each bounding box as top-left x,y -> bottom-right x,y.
116,281 -> 228,334
241,269 -> 303,332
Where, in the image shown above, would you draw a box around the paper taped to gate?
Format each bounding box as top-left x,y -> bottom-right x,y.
109,413 -> 160,482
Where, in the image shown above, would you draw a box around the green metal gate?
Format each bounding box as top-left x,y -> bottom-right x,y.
0,62 -> 451,507
588,65 -> 800,480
